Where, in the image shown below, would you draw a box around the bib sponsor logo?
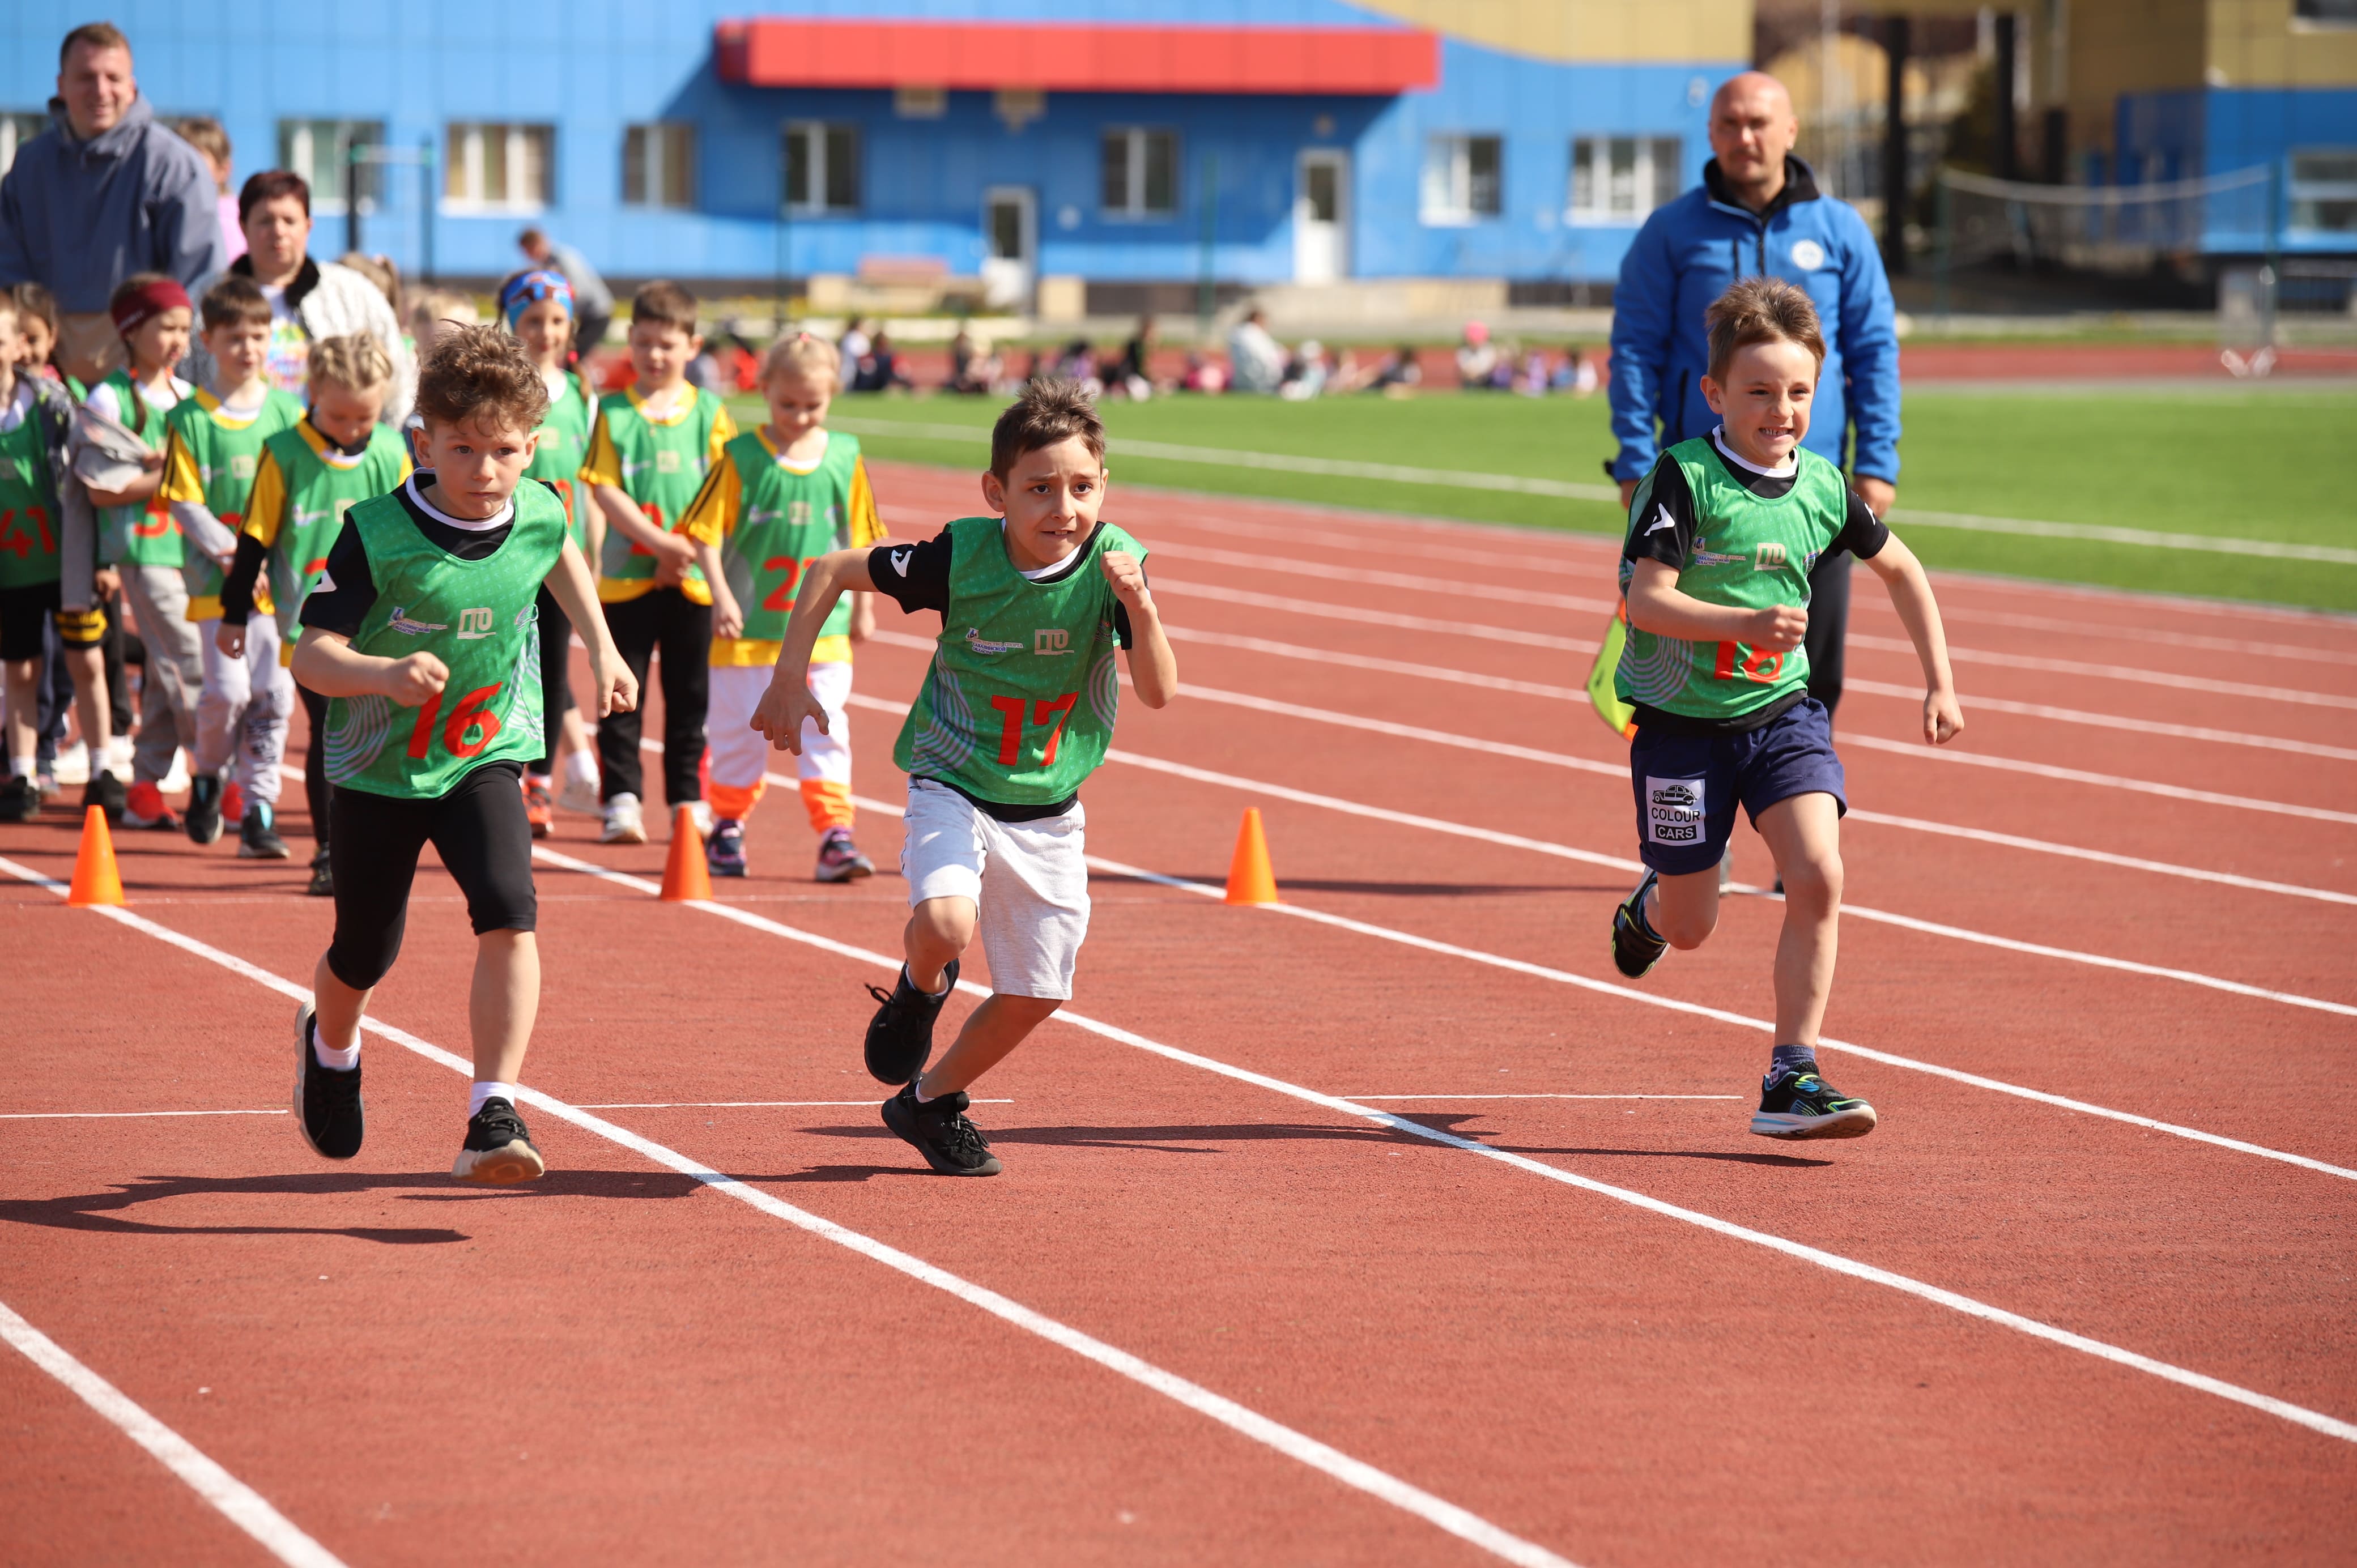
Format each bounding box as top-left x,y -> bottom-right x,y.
656,450 -> 682,474
389,606 -> 446,636
456,607 -> 496,640
230,455 -> 257,480
1789,238 -> 1826,271
965,626 -> 1022,655
1753,541 -> 1788,570
1034,628 -> 1070,655
1645,776 -> 1707,846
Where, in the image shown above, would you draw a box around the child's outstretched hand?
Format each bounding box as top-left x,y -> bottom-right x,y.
588,654 -> 638,719
1748,603 -> 1809,651
713,594 -> 744,640
214,621 -> 245,658
1922,688 -> 1965,746
751,675 -> 826,756
1101,549 -> 1151,608
382,651 -> 449,708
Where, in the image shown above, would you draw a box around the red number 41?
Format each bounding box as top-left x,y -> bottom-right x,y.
990,692 -> 1079,768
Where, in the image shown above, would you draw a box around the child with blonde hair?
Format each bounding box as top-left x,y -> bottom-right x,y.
682,331 -> 883,879
218,332 -> 410,889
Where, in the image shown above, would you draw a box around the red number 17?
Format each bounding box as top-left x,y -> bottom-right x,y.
990,692 -> 1080,768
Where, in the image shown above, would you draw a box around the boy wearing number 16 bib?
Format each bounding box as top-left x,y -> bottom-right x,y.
682,333 -> 885,883
1610,279 -> 1964,1143
752,381 -> 1178,1177
287,327 -> 636,1184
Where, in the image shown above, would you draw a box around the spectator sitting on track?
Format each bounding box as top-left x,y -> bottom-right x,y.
1227,307 -> 1286,394
1371,343 -> 1423,393
948,325 -> 994,394
1278,339 -> 1328,401
835,316 -> 871,390
850,331 -> 914,393
1181,351 -> 1226,394
1110,314 -> 1155,400
1456,321 -> 1498,389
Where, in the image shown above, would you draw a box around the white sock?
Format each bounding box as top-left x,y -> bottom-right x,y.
470,1081 -> 517,1117
8,756 -> 31,779
564,750 -> 599,785
307,1013 -> 360,1071
914,1079 -> 938,1103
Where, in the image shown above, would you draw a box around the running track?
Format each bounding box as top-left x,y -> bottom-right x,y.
4,462 -> 2352,1565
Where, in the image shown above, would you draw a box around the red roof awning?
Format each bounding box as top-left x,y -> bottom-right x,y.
713,18 -> 1439,96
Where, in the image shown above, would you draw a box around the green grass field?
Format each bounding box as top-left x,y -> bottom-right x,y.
730,385 -> 2357,612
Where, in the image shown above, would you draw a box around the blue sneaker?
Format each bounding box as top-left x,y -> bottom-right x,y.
707,817 -> 748,877
1751,1068 -> 1878,1140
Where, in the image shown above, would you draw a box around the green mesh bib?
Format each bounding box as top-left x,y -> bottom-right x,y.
168,389 -> 304,607
322,480 -> 567,799
894,516 -> 1142,806
592,388 -> 722,588
526,370 -> 594,551
0,408 -> 58,589
261,424 -> 409,652
717,431 -> 862,644
1615,438 -> 1850,723
93,370 -> 183,568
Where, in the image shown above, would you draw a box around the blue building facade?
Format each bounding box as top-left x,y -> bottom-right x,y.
0,1 -> 1742,291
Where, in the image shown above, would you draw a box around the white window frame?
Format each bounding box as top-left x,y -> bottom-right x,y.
782,121 -> 860,216
0,112 -> 48,178
1421,134 -> 1503,225
443,122 -> 554,214
2288,147 -> 2357,234
1101,127 -> 1178,220
623,122 -> 696,210
1567,136 -> 1682,225
279,119 -> 382,215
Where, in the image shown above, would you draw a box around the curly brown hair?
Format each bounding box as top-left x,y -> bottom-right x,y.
989,377 -> 1104,479
414,323 -> 550,434
1704,276 -> 1826,383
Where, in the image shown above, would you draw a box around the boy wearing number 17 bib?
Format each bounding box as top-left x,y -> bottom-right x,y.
287,327 -> 636,1184
682,333 -> 885,883
1610,279 -> 1964,1143
753,381 -> 1178,1177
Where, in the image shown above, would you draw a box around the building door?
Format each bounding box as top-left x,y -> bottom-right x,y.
1294,150 -> 1349,283
982,186 -> 1036,309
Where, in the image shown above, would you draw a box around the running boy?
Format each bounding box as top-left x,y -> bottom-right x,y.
499,267 -> 603,831
286,324 -> 635,1182
1608,278 -> 1963,1141
218,333 -> 410,896
157,276 -> 305,851
581,280 -> 733,845
682,332 -> 883,882
752,380 -> 1177,1177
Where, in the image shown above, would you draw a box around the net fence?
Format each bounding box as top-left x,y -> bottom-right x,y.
1938,166 -> 2274,272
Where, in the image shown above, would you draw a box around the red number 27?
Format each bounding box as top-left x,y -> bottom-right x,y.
407,682 -> 505,761
989,692 -> 1080,768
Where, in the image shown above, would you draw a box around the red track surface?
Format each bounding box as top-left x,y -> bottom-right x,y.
5,461 -> 2354,1565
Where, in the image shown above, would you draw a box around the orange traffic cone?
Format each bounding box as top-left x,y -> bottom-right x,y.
66,804 -> 125,907
1223,807 -> 1279,906
660,804 -> 713,902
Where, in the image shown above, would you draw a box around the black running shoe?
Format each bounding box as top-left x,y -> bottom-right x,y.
306,849 -> 334,898
863,960 -> 958,1085
0,774 -> 39,823
291,1003 -> 364,1160
239,804 -> 291,860
452,1097 -> 546,1184
881,1082 -> 1002,1176
83,770 -> 127,824
1610,869 -> 1669,979
185,774 -> 224,844
1751,1067 -> 1878,1141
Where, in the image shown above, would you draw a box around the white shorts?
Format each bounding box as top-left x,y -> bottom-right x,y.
707,661 -> 850,790
901,777 -> 1088,1000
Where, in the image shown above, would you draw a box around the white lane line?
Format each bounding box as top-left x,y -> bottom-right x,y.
1145,541 -> 1616,613
508,847 -> 2357,1445
0,1109 -> 286,1119
1346,1094 -> 1743,1101
573,1100 -> 1011,1109
1849,599 -> 2354,668
0,859 -> 1578,1568
1839,732 -> 2357,826
1843,678 -> 2357,762
1882,505 -> 2357,568
1057,582 -> 1597,651
1845,632 -> 2357,710
0,1300 -> 347,1568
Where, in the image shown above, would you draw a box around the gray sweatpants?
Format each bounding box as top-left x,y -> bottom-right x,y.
118,564 -> 202,787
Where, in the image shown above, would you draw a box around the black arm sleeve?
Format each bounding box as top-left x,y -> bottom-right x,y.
866,534 -> 953,616
1621,455 -> 1697,570
218,534 -> 270,627
297,518 -> 378,639
1832,488 -> 1891,561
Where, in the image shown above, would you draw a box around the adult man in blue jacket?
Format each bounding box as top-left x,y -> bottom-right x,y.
1609,71 -> 1900,719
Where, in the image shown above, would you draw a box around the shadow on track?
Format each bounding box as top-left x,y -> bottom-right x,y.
0,1169 -> 714,1245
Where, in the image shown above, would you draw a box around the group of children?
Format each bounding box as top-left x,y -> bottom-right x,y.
2,250 -> 1960,1182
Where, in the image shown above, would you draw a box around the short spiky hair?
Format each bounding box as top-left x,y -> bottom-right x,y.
199,275 -> 271,333
990,378 -> 1104,479
414,323 -> 550,434
61,21 -> 129,65
630,280 -> 699,338
1704,276 -> 1826,382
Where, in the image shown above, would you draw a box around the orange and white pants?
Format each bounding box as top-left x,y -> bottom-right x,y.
705,662 -> 853,832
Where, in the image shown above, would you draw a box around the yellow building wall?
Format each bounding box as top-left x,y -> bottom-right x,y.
1346,0 -> 1752,63
2065,0 -> 2208,155
2205,0 -> 2357,87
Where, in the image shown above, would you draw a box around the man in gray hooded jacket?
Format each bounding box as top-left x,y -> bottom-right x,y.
0,22 -> 224,385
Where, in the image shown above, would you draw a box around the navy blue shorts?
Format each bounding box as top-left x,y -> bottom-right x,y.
1629,697 -> 1848,876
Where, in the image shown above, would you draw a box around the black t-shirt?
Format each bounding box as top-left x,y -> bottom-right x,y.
866,521 -> 1134,648
300,474 -> 526,639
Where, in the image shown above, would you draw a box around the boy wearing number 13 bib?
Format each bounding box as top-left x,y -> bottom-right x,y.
752,381 -> 1178,1177
681,333 -> 884,884
286,327 -> 636,1184
1610,279 -> 1963,1143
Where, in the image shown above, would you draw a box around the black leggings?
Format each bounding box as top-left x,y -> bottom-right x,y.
534,586 -> 575,775
1803,549 -> 1852,722
595,587 -> 709,806
299,684 -> 331,851
326,760 -> 537,991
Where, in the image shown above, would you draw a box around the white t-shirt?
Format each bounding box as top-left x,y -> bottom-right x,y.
0,380 -> 35,434
84,374 -> 193,432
